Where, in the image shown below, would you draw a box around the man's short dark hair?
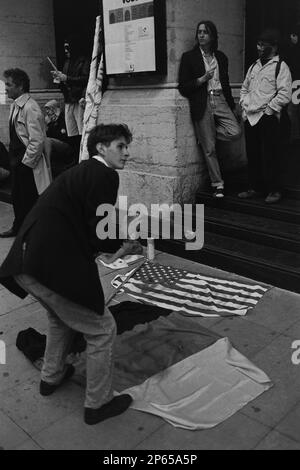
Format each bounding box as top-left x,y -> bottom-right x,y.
258,29 -> 281,47
87,124 -> 133,158
195,20 -> 219,52
3,68 -> 30,93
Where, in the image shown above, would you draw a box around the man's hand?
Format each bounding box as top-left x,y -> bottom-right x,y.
51,71 -> 67,83
79,98 -> 86,108
197,67 -> 216,86
233,107 -> 242,123
98,253 -> 116,264
124,240 -> 143,253
98,240 -> 143,265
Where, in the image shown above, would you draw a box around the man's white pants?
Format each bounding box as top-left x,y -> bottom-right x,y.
65,103 -> 84,137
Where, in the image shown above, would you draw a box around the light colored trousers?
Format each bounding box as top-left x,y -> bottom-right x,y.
15,274 -> 116,409
65,102 -> 84,137
194,92 -> 241,188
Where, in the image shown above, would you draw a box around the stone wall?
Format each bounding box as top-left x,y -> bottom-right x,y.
0,0 -> 56,90
98,0 -> 246,207
0,0 -> 58,148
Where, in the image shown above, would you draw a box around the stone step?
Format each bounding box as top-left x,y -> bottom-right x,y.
196,191 -> 300,224
204,206 -> 300,252
156,233 -> 300,293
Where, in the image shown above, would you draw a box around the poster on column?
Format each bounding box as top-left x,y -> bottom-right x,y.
103,0 -> 156,75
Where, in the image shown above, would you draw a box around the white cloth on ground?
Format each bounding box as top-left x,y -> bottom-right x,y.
124,337 -> 273,430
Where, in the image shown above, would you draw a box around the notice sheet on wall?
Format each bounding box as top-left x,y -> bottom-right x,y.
103,0 -> 156,75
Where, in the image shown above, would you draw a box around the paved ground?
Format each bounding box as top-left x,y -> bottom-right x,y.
0,201 -> 300,450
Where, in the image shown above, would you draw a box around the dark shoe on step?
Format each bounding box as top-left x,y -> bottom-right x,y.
84,394 -> 133,425
0,227 -> 18,238
238,189 -> 261,199
40,364 -> 75,396
265,192 -> 282,204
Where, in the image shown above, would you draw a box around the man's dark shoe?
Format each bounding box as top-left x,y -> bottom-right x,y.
40,364 -> 75,396
84,394 -> 133,425
238,189 -> 262,199
0,227 -> 18,238
265,192 -> 282,204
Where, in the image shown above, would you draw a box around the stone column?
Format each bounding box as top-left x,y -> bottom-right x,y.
0,0 -> 57,146
98,0 -> 246,207
0,0 -> 56,89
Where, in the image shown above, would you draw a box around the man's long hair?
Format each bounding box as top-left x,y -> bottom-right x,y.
195,20 -> 219,52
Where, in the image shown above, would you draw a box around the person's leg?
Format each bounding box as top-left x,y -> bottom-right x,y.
73,103 -> 84,136
194,98 -> 224,189
260,115 -> 281,195
11,162 -> 38,232
83,307 -> 116,409
0,141 -> 10,171
15,273 -> 116,408
14,274 -> 132,423
15,274 -> 75,384
244,120 -> 264,192
64,104 -> 78,137
214,94 -> 241,142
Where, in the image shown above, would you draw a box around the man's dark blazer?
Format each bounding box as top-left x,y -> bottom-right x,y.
178,46 -> 235,121
0,159 -> 122,314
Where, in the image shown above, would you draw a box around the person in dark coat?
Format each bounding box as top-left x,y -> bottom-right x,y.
51,35 -> 89,159
178,20 -> 240,198
44,100 -> 76,178
0,123 -> 140,425
0,140 -> 10,184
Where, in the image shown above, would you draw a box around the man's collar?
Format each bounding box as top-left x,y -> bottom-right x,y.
14,93 -> 30,108
199,47 -> 214,57
92,155 -> 109,167
257,54 -> 280,66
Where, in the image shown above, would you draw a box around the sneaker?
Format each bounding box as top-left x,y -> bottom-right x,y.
40,364 -> 75,396
265,192 -> 282,204
238,189 -> 261,199
84,394 -> 133,425
213,188 -> 224,198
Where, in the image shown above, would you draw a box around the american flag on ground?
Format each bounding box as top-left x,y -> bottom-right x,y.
112,261 -> 269,317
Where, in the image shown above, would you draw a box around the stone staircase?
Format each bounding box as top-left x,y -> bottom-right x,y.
156,132 -> 300,294
156,174 -> 300,293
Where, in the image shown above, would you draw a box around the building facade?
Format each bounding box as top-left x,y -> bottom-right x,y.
0,0 -> 299,205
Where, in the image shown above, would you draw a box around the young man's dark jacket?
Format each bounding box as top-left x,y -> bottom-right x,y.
178,46 -> 235,121
0,159 -> 122,314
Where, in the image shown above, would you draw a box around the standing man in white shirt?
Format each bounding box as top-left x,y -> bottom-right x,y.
239,29 -> 292,204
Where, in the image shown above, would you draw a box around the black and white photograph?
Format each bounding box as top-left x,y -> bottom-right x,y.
0,0 -> 299,453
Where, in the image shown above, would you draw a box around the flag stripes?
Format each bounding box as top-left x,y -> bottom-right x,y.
115,261 -> 268,318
